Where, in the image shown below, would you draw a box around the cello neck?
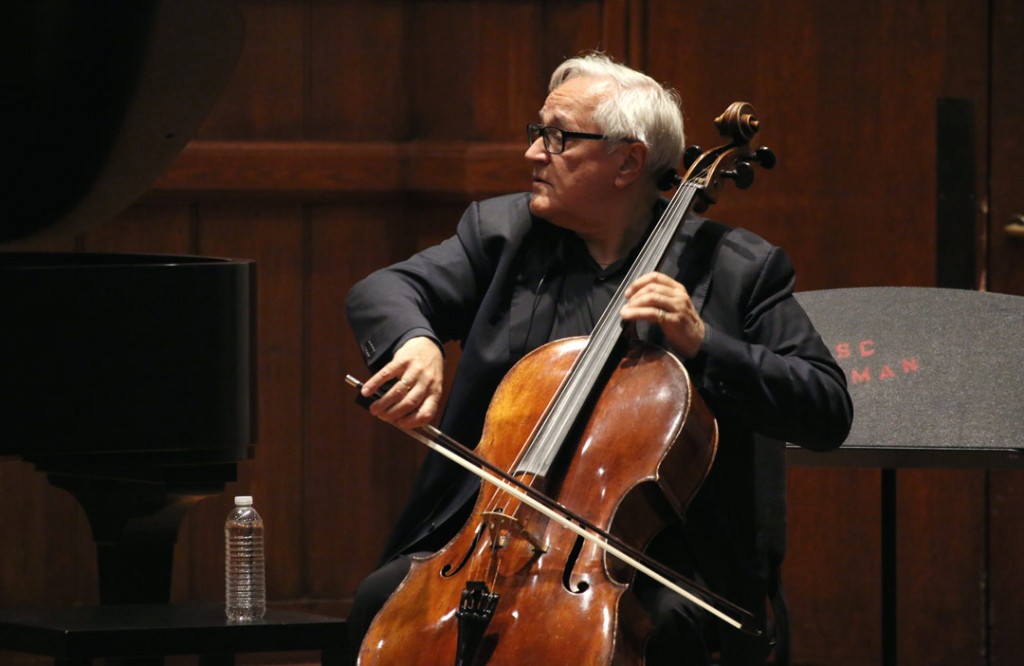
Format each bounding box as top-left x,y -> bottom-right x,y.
515,182 -> 701,478
516,101 -> 775,478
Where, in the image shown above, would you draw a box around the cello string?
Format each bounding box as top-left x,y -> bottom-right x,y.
516,180 -> 702,476
490,136 -> 723,484
490,177 -> 705,524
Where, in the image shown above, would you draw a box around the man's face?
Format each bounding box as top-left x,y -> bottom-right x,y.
526,76 -> 624,234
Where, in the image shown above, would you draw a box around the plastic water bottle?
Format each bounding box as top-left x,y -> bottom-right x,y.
225,495 -> 266,621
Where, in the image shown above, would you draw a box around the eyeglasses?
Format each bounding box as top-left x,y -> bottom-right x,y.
527,123 -> 608,155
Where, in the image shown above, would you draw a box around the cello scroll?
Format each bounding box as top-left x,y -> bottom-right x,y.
682,101 -> 776,211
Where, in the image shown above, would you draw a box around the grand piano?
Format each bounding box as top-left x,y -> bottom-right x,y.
2,1 -> 252,604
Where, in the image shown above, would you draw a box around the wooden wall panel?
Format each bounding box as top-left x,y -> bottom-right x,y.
990,469 -> 1024,662
897,470 -> 987,664
470,4 -> 547,140
544,1 -> 611,68
644,0 -> 953,291
198,0 -> 306,139
989,0 -> 1024,295
0,461 -> 96,666
307,202 -> 419,598
987,0 -> 1024,663
783,468 -> 882,664
81,203 -> 194,254
0,462 -> 96,607
409,3 -> 479,140
309,2 -> 411,141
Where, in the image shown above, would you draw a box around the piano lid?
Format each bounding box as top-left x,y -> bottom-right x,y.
6,0 -> 243,243
0,252 -> 256,459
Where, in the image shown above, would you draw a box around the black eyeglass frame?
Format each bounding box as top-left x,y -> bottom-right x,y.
527,123 -> 609,155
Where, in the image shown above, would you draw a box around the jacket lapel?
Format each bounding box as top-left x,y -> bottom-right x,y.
509,228 -> 565,357
662,215 -> 730,315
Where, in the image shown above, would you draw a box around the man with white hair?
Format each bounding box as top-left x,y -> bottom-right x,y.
346,52 -> 852,665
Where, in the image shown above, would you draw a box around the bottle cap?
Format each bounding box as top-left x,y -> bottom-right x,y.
234,495 -> 253,506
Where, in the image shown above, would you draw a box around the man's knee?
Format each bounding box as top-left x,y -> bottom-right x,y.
639,585 -> 711,665
354,557 -> 411,615
346,556 -> 413,665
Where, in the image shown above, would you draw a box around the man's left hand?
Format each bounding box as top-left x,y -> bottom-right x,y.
621,271 -> 705,359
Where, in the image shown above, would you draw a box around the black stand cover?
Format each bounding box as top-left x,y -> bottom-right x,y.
788,287 -> 1024,666
791,287 -> 1024,467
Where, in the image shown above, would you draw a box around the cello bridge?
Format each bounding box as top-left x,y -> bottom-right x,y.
480,511 -> 547,553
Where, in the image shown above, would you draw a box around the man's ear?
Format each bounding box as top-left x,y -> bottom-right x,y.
614,141 -> 649,188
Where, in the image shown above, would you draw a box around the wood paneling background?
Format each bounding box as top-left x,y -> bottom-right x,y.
3,1 -> 1022,664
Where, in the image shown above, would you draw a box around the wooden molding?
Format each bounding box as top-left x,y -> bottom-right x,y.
152,140 -> 533,198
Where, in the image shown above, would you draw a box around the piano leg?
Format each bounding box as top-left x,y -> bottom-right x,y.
42,463 -> 237,604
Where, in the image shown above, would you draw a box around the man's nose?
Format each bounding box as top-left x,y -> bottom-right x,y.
525,137 -> 548,161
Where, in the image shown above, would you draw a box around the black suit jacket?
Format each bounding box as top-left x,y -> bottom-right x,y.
347,192 -> 852,605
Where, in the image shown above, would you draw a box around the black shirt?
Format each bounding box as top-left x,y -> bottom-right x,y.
549,232 -> 637,341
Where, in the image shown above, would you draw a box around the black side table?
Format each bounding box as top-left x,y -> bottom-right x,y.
0,604 -> 346,666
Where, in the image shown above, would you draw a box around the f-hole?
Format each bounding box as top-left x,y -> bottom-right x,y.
441,520 -> 486,578
561,534 -> 590,594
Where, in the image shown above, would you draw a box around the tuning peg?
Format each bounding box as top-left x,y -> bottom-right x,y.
683,145 -> 703,169
753,146 -> 776,169
657,168 -> 683,191
722,162 -> 755,189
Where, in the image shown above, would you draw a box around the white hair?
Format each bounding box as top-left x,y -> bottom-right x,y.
549,53 -> 685,178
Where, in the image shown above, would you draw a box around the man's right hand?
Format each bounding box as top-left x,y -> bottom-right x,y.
360,336 -> 444,429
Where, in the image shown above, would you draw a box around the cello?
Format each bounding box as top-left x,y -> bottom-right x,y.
349,102 -> 776,665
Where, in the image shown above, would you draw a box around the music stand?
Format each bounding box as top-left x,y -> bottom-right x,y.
787,287 -> 1024,665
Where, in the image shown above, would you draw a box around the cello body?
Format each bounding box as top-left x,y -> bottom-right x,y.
357,336 -> 718,664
